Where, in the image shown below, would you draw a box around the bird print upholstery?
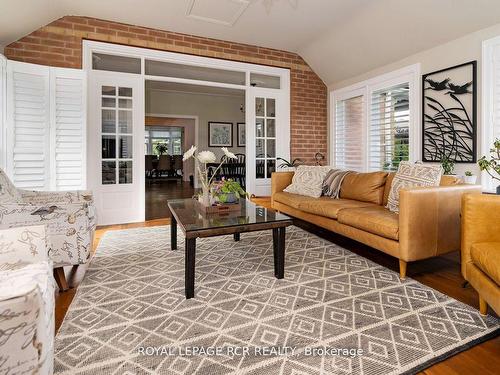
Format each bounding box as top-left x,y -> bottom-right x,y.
0,225 -> 55,375
0,169 -> 96,267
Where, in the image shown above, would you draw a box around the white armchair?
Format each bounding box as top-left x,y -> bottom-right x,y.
0,169 -> 96,290
0,225 -> 55,375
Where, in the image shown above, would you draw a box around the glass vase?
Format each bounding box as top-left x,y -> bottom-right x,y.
200,185 -> 211,206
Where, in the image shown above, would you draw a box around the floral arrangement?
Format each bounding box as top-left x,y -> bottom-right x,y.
183,145 -> 238,205
211,178 -> 247,203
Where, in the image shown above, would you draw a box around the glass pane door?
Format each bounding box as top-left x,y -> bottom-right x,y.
100,85 -> 134,185
246,87 -> 288,197
255,97 -> 277,179
89,72 -> 144,226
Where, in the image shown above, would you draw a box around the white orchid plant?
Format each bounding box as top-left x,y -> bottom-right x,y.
183,146 -> 238,204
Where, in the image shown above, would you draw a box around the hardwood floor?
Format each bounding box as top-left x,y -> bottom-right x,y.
146,179 -> 194,220
54,194 -> 499,375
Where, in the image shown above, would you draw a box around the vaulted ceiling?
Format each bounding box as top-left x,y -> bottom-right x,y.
2,0 -> 500,85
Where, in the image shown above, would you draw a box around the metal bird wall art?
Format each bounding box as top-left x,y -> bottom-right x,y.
422,61 -> 476,163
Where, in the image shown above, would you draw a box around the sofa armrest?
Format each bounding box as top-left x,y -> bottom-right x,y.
0,225 -> 49,267
461,193 -> 500,279
398,184 -> 482,262
20,189 -> 94,205
271,172 -> 294,207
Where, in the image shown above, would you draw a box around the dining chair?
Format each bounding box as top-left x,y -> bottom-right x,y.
173,155 -> 183,177
157,155 -> 171,177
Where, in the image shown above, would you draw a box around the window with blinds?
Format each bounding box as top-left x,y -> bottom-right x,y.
369,83 -> 410,171
334,95 -> 364,171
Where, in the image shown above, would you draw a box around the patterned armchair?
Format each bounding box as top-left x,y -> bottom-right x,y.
0,225 -> 55,375
0,169 -> 96,290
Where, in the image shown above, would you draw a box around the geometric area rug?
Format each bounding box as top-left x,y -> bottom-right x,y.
54,226 -> 499,375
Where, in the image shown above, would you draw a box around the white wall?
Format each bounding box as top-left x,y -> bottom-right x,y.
146,89 -> 245,160
329,22 -> 500,177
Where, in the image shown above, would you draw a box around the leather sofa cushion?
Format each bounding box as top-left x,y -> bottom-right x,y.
338,206 -> 399,240
340,171 -> 388,205
273,192 -> 316,209
471,242 -> 500,285
299,198 -> 376,219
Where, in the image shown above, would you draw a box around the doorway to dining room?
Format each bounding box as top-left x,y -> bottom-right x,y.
144,80 -> 246,220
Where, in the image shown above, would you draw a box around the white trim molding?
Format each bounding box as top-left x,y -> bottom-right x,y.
482,35 -> 500,191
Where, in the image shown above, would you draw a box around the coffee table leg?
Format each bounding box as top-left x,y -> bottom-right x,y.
185,237 -> 196,299
171,214 -> 177,250
233,232 -> 240,242
276,227 -> 285,279
272,228 -> 278,277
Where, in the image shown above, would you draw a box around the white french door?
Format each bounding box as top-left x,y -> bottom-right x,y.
88,72 -> 144,225
246,87 -> 289,196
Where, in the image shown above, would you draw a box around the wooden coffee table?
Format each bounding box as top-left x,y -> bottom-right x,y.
167,198 -> 293,299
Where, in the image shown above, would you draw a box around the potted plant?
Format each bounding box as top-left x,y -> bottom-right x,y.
155,142 -> 169,156
182,146 -> 237,206
478,138 -> 500,194
441,156 -> 455,175
463,171 -> 477,184
211,178 -> 247,203
277,157 -> 302,171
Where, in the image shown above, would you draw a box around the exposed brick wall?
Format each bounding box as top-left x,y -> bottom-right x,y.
4,16 -> 327,164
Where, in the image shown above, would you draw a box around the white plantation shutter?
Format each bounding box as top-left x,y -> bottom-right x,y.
0,55 -> 6,170
6,61 -> 51,190
334,95 -> 364,170
50,68 -> 86,190
369,83 -> 410,171
5,61 -> 86,191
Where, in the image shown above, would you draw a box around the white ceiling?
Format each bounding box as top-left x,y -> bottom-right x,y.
2,0 -> 500,85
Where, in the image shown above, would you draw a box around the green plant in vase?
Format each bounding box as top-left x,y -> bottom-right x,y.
463,170 -> 477,184
441,157 -> 455,175
212,178 -> 247,203
478,138 -> 500,194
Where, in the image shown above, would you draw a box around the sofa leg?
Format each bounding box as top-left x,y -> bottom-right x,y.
479,296 -> 488,315
54,267 -> 69,292
399,260 -> 407,280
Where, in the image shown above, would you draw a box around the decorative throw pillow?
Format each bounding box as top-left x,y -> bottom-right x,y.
386,162 -> 442,213
322,169 -> 352,198
284,166 -> 331,198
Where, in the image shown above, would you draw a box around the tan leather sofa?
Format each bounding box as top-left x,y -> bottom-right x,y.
271,171 -> 481,279
461,193 -> 500,315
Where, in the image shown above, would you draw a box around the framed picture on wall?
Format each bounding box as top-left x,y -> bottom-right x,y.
208,122 -> 233,147
422,61 -> 477,162
237,122 -> 246,147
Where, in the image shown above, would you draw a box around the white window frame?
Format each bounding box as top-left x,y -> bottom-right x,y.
482,35 -> 500,191
330,64 -> 421,171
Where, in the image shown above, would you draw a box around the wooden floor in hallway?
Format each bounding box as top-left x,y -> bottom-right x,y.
55,192 -> 499,375
145,178 -> 195,220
